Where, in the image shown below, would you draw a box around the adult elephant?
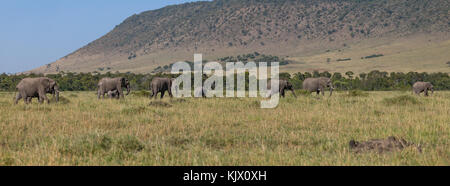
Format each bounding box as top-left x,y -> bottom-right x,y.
303,77 -> 334,96
14,77 -> 59,104
26,88 -> 58,103
267,79 -> 297,98
413,82 -> 434,96
97,77 -> 130,99
150,77 -> 173,99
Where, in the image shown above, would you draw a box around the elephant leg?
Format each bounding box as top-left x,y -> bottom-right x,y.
27,97 -> 33,104
26,96 -> 32,104
21,92 -> 30,104
14,93 -> 22,104
117,87 -> 124,99
280,89 -> 285,98
99,90 -> 105,99
152,90 -> 158,99
291,89 -> 297,98
316,90 -> 320,96
160,91 -> 165,99
168,88 -> 173,98
40,94 -> 49,104
425,89 -> 429,97
97,90 -> 101,99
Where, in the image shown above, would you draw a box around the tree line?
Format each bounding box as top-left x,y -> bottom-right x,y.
0,70 -> 449,92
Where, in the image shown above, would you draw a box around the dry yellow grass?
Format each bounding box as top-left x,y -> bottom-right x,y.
0,91 -> 448,165
284,35 -> 450,74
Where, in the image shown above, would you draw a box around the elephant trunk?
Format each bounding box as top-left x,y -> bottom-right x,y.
126,84 -> 131,95
291,89 -> 297,98
54,86 -> 60,102
329,86 -> 334,96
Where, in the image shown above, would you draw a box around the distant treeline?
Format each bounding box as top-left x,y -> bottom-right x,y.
0,70 -> 449,91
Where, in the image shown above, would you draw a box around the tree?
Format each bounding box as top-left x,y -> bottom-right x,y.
345,71 -> 354,79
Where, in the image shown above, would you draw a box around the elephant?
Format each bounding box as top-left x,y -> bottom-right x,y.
107,90 -> 120,99
413,82 -> 434,96
26,88 -> 58,103
267,79 -> 297,98
302,77 -> 334,96
150,77 -> 173,99
97,77 -> 130,99
14,77 -> 59,104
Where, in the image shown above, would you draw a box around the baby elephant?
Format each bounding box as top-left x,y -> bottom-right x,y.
107,90 -> 120,99
413,82 -> 434,96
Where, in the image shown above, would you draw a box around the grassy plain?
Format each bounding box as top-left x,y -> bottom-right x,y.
0,91 -> 448,165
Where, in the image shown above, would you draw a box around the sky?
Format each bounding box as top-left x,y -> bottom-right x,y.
0,0 -> 205,73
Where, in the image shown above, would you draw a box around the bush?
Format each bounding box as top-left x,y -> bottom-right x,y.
364,54 -> 384,59
116,135 -> 144,152
337,58 -> 352,62
59,134 -> 112,156
131,90 -> 151,98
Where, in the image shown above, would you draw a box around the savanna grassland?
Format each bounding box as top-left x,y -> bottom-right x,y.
0,91 -> 448,166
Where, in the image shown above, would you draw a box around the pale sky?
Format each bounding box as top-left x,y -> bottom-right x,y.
0,0 -> 206,73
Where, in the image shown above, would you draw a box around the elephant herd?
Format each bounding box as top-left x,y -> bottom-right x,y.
13,76 -> 435,104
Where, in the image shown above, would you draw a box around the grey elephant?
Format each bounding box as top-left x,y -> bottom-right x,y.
97,77 -> 130,99
150,77 -> 173,99
267,79 -> 297,98
14,77 -> 59,104
413,82 -> 434,96
303,77 -> 334,96
26,88 -> 58,103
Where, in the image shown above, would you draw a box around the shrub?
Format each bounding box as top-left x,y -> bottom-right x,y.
337,58 -> 351,62
117,135 -> 144,152
59,134 -> 112,156
364,54 -> 384,59
131,90 -> 151,98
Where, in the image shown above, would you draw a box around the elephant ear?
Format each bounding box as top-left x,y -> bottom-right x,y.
40,78 -> 51,87
318,79 -> 326,87
40,78 -> 52,91
49,80 -> 57,88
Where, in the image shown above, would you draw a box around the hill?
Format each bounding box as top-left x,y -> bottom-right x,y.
29,0 -> 450,74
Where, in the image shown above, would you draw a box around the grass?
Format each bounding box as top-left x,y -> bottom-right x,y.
382,95 -> 419,106
346,90 -> 369,97
0,91 -> 449,165
285,36 -> 450,74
